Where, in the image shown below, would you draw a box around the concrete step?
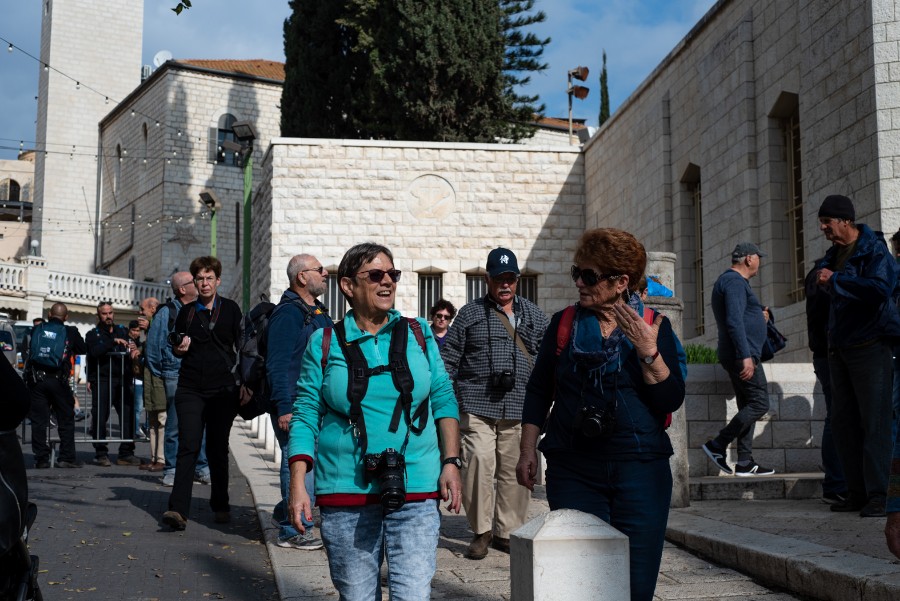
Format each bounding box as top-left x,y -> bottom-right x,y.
689,472 -> 823,501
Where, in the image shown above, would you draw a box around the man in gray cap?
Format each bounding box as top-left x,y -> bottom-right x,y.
703,242 -> 775,477
813,194 -> 900,517
441,248 -> 549,559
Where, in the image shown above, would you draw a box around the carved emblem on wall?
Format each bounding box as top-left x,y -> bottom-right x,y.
407,174 -> 455,220
168,224 -> 200,254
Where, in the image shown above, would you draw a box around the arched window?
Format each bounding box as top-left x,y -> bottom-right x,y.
0,179 -> 20,202
210,113 -> 239,166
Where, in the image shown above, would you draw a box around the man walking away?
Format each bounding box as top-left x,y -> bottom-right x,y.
703,243 -> 775,477
26,303 -> 86,468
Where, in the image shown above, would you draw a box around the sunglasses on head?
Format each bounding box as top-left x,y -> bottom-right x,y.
355,268 -> 402,283
571,265 -> 620,287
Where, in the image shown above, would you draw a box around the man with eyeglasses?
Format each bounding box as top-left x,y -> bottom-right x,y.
441,247 -> 549,560
265,254 -> 332,550
813,195 -> 900,518
703,242 -> 775,478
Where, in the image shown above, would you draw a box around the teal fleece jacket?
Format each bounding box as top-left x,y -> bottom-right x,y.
288,309 -> 459,497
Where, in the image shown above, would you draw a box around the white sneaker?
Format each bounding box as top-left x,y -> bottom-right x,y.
194,472 -> 211,485
161,473 -> 175,487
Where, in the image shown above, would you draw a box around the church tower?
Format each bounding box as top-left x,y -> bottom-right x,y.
32,0 -> 143,273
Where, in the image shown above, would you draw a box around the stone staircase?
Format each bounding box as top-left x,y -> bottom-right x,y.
689,472 -> 824,501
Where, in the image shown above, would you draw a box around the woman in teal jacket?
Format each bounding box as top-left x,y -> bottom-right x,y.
288,242 -> 461,601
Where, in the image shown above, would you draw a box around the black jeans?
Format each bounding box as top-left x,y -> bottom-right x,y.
828,340 -> 893,502
714,358 -> 770,461
29,374 -> 76,463
89,376 -> 135,459
168,385 -> 238,518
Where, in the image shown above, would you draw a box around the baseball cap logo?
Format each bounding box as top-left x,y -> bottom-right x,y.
500,255 -> 509,265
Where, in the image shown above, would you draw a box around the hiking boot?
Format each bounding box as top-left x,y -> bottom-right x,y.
162,511 -> 187,531
734,460 -> 775,477
466,532 -> 492,560
116,455 -> 143,466
35,460 -> 51,469
860,497 -> 887,518
276,530 -> 324,550
214,511 -> 231,524
92,456 -> 112,467
702,441 -> 732,474
55,460 -> 83,468
491,536 -> 510,554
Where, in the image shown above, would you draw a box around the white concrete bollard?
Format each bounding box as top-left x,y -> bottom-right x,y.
264,418 -> 276,455
248,415 -> 259,436
273,440 -> 281,466
510,509 -> 630,601
257,416 -> 268,443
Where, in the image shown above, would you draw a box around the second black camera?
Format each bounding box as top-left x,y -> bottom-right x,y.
167,332 -> 186,346
491,370 -> 516,392
573,405 -> 616,439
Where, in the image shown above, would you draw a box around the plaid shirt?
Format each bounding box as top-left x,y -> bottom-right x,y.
441,295 -> 549,420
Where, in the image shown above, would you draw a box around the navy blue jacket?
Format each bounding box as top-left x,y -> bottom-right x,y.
711,269 -> 766,362
522,309 -> 685,460
265,290 -> 333,418
816,224 -> 900,348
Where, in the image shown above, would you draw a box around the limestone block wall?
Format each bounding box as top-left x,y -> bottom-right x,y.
34,0 -> 144,275
253,139 -> 584,317
582,0 -> 890,362
685,363 -> 823,476
98,65 -> 282,290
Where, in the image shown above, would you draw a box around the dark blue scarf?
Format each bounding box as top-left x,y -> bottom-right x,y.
570,292 -> 644,378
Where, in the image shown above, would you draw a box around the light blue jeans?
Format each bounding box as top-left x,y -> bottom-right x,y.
162,376 -> 209,478
134,380 -> 144,433
270,413 -> 314,539
320,500 -> 440,601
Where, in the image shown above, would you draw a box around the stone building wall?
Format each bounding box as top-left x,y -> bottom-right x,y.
98,64 -> 282,290
254,139 -> 584,317
583,0 -> 894,361
0,155 -> 35,261
33,0 -> 144,275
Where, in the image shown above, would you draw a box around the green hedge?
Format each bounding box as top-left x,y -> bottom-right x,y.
684,343 -> 718,364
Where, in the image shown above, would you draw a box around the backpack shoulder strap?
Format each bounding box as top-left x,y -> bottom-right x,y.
405,317 -> 427,355
320,327 -> 332,372
165,300 -> 178,333
388,318 -> 430,438
334,320 -> 370,455
555,305 -> 577,356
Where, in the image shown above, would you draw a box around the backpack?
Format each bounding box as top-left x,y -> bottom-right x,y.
555,304 -> 686,429
234,297 -> 323,418
320,317 -> 428,455
28,321 -> 68,371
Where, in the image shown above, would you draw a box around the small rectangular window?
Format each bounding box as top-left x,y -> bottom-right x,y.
418,275 -> 443,319
518,275 -> 537,304
325,275 -> 347,320
466,275 -> 486,303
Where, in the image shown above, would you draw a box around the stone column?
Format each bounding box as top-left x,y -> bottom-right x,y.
644,251 -> 689,508
23,255 -> 49,319
511,509 -> 630,601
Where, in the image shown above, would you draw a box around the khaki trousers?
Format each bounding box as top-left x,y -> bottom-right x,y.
459,412 -> 531,539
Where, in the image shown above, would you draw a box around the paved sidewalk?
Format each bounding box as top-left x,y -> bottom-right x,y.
230,419 -> 806,600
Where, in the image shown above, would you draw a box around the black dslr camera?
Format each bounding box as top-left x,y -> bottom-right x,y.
364,448 -> 406,511
167,332 -> 186,346
490,370 -> 516,392
572,405 -> 616,439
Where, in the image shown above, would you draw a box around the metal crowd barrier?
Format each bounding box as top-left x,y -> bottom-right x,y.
21,352 -> 137,465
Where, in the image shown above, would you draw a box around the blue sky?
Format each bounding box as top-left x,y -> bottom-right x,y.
0,0 -> 717,160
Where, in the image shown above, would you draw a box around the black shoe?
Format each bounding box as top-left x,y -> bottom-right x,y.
55,460 -> 83,468
35,460 -> 51,469
734,460 -> 775,477
822,491 -> 847,505
702,441 -> 732,474
830,497 -> 866,512
92,456 -> 112,467
860,497 -> 886,518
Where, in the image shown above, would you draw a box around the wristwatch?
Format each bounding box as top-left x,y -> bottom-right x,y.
442,456 -> 462,469
641,350 -> 660,365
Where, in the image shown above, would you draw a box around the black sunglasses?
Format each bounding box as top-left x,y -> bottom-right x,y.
355,268 -> 402,283
571,265 -> 620,287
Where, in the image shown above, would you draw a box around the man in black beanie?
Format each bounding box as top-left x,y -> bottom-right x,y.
813,194 -> 900,517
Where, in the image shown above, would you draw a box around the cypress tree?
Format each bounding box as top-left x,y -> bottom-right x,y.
599,50 -> 610,126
